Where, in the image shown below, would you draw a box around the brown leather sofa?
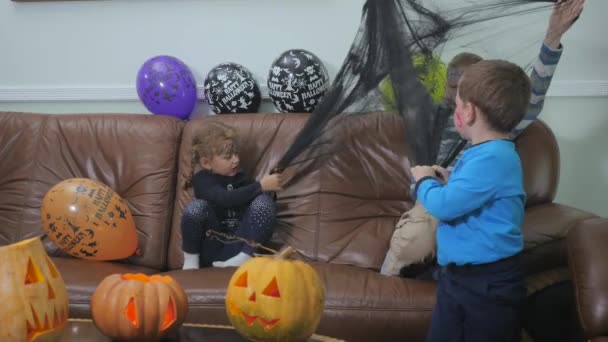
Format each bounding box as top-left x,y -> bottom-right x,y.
568,218 -> 608,342
0,111 -> 600,341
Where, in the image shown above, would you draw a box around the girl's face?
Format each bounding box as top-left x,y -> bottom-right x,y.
200,140 -> 240,177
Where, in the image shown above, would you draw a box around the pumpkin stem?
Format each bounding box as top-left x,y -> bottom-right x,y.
275,246 -> 296,260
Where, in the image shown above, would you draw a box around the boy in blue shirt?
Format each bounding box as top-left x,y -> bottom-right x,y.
411,59 -> 530,342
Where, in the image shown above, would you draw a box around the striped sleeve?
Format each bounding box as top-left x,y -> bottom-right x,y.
510,43 -> 563,138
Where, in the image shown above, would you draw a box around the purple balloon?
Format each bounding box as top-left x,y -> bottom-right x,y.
136,55 -> 197,120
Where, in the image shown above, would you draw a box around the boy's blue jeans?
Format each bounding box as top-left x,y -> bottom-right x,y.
426,254 -> 526,342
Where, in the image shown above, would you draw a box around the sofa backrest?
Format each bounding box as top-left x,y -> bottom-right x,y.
0,112 -> 183,270
515,119 -> 560,206
0,111 -> 561,271
168,113 -> 561,270
168,112 -> 413,269
168,113 -> 315,269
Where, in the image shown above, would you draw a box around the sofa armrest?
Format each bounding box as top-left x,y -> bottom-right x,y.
567,218 -> 608,340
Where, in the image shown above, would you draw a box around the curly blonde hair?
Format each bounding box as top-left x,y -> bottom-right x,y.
184,121 -> 238,189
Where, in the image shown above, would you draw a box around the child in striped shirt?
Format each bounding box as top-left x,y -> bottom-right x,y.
437,0 -> 584,166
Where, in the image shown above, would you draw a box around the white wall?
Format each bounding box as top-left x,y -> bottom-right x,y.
1,0 -> 607,216
541,97 -> 608,217
0,0 -> 366,115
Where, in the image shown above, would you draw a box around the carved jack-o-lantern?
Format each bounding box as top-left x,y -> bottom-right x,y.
225,247 -> 325,342
91,273 -> 188,341
0,237 -> 68,342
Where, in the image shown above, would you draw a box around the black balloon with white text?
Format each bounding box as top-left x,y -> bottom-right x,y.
204,63 -> 261,114
267,49 -> 330,113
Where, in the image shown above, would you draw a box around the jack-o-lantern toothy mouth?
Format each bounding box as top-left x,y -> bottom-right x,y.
227,301 -> 280,331
26,304 -> 67,342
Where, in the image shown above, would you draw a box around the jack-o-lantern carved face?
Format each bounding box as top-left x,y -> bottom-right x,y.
0,238 -> 69,342
225,248 -> 325,342
227,272 -> 282,331
91,273 -> 188,342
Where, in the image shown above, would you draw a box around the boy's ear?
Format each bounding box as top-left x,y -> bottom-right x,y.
463,101 -> 477,126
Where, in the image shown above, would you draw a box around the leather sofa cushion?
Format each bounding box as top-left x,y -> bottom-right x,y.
521,203 -> 596,275
162,262 -> 436,341
167,114 -> 567,272
52,257 -> 158,318
169,114 -> 320,269
168,113 -> 412,270
515,120 -> 560,207
567,218 -> 608,340
0,112 -> 183,270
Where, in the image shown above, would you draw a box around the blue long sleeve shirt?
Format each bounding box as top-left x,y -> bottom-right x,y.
415,140 -> 526,266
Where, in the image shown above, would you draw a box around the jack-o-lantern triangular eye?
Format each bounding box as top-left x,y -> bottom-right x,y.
234,271 -> 248,288
25,258 -> 44,284
160,297 -> 176,331
46,256 -> 59,278
47,282 -> 56,299
262,277 -> 281,298
124,297 -> 138,328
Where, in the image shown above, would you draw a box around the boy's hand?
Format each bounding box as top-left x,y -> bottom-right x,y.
545,0 -> 584,49
410,166 -> 436,181
260,173 -> 283,192
432,165 -> 450,183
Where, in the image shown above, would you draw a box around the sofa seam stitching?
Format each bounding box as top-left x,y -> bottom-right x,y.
16,114 -> 48,243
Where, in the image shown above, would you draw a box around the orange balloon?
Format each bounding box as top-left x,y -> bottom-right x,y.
41,178 -> 138,261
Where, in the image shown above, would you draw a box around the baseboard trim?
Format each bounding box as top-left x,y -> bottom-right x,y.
0,80 -> 606,102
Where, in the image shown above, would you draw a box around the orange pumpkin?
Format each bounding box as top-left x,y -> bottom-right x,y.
0,237 -> 68,342
225,247 -> 325,342
91,274 -> 188,341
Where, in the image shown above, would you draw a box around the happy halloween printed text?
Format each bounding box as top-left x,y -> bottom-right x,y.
92,187 -> 114,220
61,231 -> 88,252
